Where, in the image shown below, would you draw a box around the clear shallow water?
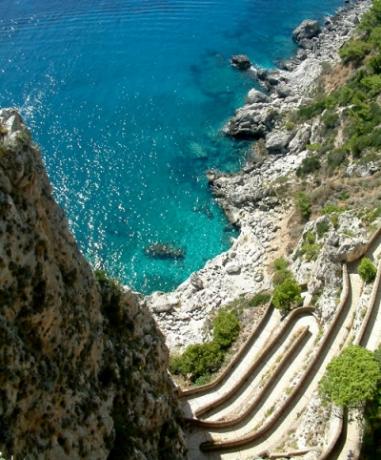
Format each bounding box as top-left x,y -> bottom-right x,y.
0,0 -> 344,293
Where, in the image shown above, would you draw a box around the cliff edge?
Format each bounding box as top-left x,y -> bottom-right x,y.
0,109 -> 185,460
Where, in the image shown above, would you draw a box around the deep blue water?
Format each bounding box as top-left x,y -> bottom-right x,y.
0,0 -> 344,293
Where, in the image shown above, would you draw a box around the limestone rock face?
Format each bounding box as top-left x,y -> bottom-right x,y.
265,130 -> 293,155
292,20 -> 321,46
0,109 -> 185,460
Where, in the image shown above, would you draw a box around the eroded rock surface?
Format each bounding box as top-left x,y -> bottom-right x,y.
0,109 -> 185,460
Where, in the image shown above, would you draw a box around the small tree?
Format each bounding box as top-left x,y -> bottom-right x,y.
169,342 -> 224,381
272,277 -> 302,313
359,257 -> 377,283
319,345 -> 381,408
213,309 -> 240,349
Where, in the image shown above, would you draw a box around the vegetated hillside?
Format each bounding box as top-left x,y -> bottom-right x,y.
282,2 -> 381,456
286,0 -> 381,230
0,108 -> 185,460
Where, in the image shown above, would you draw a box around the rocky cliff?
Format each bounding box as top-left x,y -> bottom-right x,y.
0,109 -> 185,460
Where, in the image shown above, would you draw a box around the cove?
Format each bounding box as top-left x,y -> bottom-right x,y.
0,0 -> 344,293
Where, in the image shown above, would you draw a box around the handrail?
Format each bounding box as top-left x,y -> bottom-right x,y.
318,408 -> 348,460
190,226 -> 381,456
317,409 -> 344,460
185,327 -> 311,429
200,264 -> 350,452
318,240 -> 381,459
192,306 -> 315,418
355,258 -> 381,347
178,302 -> 273,399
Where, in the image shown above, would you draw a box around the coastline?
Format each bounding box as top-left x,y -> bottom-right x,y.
146,0 -> 372,351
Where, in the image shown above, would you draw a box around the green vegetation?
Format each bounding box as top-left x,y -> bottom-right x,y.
272,277 -> 302,314
316,220 -> 330,238
169,342 -> 224,382
296,156 -> 321,177
272,257 -> 293,285
361,346 -> 381,459
300,230 -> 321,261
213,309 -> 240,349
319,345 -> 381,409
358,257 -> 377,283
339,39 -> 372,65
271,258 -> 302,313
322,203 -> 344,215
296,192 -> 312,220
170,308 -> 240,382
249,291 -> 272,307
295,0 -> 381,172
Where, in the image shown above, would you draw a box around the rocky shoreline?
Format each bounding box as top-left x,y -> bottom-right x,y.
147,0 -> 372,351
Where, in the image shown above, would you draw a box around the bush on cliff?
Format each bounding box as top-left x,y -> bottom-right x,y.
213,309 -> 240,349
272,257 -> 293,286
170,342 -> 224,381
296,192 -> 312,220
169,308 -> 240,383
272,277 -> 302,313
339,39 -> 371,65
361,346 -> 381,459
296,156 -> 321,177
319,345 -> 381,408
359,257 -> 377,283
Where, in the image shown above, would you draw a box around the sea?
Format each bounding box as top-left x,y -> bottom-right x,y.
0,0 -> 344,293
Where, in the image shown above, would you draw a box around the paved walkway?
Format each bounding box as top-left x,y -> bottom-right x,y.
182,233 -> 381,460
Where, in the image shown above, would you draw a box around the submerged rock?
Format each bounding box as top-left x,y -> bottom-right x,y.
231,54 -> 251,70
145,242 -> 186,260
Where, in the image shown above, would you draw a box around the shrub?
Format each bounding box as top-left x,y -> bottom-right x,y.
298,98 -> 332,121
322,110 -> 339,130
361,74 -> 381,97
296,156 -> 321,177
316,220 -> 330,238
213,309 -> 240,349
272,277 -> 302,313
273,257 -> 289,272
322,203 -> 343,215
169,307 -> 241,382
359,257 -> 377,283
170,342 -> 224,381
296,192 -> 312,220
272,257 -> 293,286
339,39 -> 371,65
327,149 -> 347,170
319,345 -> 381,408
301,231 -> 321,261
368,54 -> 381,73
249,291 -> 272,307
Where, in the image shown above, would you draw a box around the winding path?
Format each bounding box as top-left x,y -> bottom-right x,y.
179,228 -> 381,460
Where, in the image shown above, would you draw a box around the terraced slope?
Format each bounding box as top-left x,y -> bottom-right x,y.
181,230 -> 381,460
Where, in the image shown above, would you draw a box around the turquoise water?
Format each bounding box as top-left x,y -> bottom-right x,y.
0,0 -> 344,293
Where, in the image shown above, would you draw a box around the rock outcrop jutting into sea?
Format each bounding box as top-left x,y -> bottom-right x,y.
0,109 -> 185,460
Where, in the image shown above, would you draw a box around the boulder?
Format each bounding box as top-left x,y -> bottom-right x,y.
231,54 -> 251,70
225,263 -> 241,275
246,89 -> 270,104
224,107 -> 277,139
265,130 -> 292,154
293,20 -> 321,46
